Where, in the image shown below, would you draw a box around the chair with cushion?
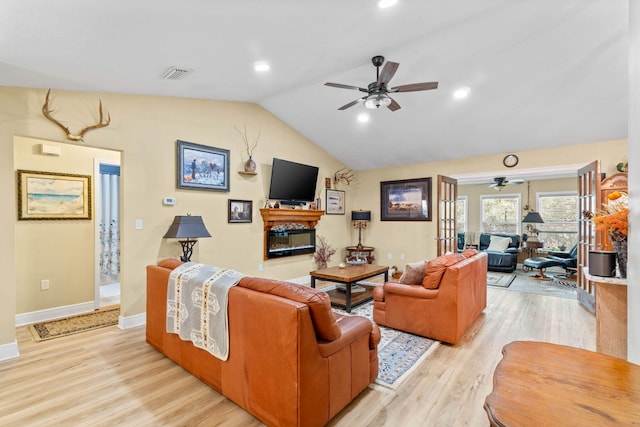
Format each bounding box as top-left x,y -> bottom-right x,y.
523,244 -> 578,279
478,233 -> 520,273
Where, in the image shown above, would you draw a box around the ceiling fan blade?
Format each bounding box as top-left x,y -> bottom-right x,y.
338,97 -> 365,110
510,179 -> 525,184
390,82 -> 439,93
387,97 -> 401,112
325,82 -> 368,92
377,61 -> 399,85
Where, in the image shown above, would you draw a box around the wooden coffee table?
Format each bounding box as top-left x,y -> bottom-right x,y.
484,341 -> 640,426
310,264 -> 388,313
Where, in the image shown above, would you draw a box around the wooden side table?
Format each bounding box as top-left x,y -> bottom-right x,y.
522,240 -> 543,259
345,246 -> 375,264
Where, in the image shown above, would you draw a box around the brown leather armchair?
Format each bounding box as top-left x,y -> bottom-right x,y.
373,251 -> 488,344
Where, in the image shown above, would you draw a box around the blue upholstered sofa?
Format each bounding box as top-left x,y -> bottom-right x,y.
458,232 -> 520,272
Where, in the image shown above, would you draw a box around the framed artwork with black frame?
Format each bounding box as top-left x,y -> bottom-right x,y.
228,199 -> 253,223
380,177 -> 432,221
325,189 -> 345,215
176,140 -> 230,192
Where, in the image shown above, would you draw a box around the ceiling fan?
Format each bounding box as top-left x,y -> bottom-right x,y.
324,55 -> 438,112
490,177 -> 525,191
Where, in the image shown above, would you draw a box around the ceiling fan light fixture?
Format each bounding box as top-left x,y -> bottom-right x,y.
364,93 -> 392,109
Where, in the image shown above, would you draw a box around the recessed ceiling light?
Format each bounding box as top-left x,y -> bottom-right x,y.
378,0 -> 398,8
453,87 -> 471,99
253,61 -> 270,72
357,113 -> 370,123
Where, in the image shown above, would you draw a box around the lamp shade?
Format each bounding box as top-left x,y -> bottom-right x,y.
352,210 -> 371,221
163,215 -> 211,239
522,212 -> 544,224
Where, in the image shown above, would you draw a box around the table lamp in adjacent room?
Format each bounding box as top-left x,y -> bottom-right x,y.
522,211 -> 544,242
163,215 -> 211,262
351,210 -> 371,249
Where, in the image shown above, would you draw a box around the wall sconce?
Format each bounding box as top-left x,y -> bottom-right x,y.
522,211 -> 544,242
351,210 -> 371,249
163,215 -> 211,262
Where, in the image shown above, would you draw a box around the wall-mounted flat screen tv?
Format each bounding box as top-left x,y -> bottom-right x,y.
268,158 -> 319,205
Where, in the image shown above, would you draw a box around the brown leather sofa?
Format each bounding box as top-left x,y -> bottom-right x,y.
372,251 -> 488,344
147,259 -> 380,427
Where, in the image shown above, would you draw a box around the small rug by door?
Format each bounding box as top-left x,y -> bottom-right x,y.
28,306 -> 120,342
487,272 -> 516,288
333,302 -> 438,391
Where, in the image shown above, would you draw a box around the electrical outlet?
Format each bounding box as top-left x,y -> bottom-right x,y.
387,253 -> 393,259
41,279 -> 49,290
135,219 -> 143,230
400,253 -> 405,260
258,264 -> 264,272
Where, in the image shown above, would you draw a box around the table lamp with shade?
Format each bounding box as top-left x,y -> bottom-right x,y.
522,211 -> 544,242
351,210 -> 371,249
163,215 -> 211,262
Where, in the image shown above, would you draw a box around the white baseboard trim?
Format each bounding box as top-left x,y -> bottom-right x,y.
119,312 -> 146,329
287,275 -> 311,286
0,340 -> 20,362
15,301 -> 95,327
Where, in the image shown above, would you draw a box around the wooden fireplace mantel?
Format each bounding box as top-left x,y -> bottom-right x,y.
259,209 -> 325,230
259,209 -> 325,260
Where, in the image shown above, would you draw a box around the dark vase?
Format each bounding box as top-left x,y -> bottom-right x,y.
611,237 -> 627,278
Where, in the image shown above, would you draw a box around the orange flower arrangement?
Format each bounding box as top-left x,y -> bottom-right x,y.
592,191 -> 629,241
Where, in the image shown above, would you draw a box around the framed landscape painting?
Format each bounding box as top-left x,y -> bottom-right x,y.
228,199 -> 253,223
177,140 -> 230,192
17,170 -> 92,220
380,177 -> 432,221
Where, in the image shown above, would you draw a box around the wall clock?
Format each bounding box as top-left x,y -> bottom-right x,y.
503,154 -> 519,168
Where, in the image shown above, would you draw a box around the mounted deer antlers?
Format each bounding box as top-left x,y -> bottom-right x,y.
42,89 -> 111,141
333,168 -> 355,187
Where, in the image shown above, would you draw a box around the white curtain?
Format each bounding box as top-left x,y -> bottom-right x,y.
99,170 -> 120,281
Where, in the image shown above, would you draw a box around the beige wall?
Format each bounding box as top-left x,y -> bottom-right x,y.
14,137 -> 120,313
459,177 -> 577,232
352,140 -> 627,266
0,86 -> 349,348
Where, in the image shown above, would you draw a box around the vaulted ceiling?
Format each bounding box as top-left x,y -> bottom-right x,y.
0,1 -> 628,170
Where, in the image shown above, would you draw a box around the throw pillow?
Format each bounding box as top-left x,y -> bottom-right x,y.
398,260 -> 427,285
486,235 -> 512,253
422,253 -> 464,289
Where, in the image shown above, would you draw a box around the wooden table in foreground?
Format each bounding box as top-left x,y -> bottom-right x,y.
310,264 -> 388,313
484,341 -> 640,426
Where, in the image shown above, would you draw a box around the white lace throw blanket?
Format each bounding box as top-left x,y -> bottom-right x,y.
166,262 -> 244,361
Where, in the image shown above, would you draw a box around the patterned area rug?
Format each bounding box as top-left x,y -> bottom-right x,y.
333,301 -> 438,391
28,306 -> 120,342
487,272 -> 516,288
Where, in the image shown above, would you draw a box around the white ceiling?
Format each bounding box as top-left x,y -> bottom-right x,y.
0,1 -> 628,170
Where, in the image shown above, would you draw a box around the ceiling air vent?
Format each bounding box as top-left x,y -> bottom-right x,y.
161,66 -> 192,80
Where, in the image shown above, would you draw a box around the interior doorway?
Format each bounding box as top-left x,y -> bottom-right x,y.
94,158 -> 121,308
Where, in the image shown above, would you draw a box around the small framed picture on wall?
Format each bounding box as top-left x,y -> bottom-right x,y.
228,199 -> 253,223
325,189 -> 345,215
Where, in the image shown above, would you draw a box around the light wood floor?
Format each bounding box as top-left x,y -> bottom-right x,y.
0,284 -> 595,426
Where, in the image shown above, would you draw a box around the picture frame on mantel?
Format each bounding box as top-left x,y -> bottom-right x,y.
326,189 -> 345,215
380,177 -> 432,221
17,169 -> 92,220
176,139 -> 230,192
